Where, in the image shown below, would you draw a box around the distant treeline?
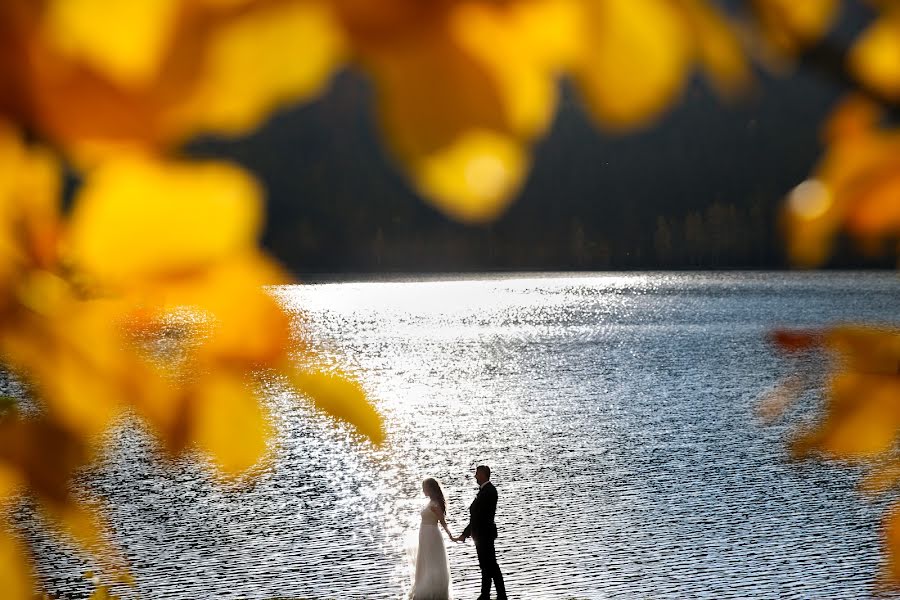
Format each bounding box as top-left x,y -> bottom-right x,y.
264,195 -> 894,273
191,72 -> 894,274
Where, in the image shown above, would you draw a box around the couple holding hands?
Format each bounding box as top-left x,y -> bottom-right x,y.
411,465 -> 507,600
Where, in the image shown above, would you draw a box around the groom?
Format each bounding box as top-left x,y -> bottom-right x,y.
458,465 -> 507,600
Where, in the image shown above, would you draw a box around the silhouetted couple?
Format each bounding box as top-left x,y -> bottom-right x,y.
410,465 -> 507,600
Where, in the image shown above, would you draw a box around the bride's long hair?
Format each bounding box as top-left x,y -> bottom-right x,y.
422,478 -> 446,516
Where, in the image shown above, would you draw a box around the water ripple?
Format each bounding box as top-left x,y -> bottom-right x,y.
26,272 -> 900,599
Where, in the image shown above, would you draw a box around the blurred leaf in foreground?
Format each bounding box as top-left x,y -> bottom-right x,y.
0,125 -> 383,594
0,0 -> 345,160
751,0 -> 839,55
784,96 -> 900,267
767,325 -> 900,585
290,369 -> 385,445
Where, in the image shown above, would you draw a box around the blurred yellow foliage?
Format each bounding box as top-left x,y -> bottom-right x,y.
291,369 -> 386,445
346,0 -> 751,221
0,0 -> 895,596
784,96 -> 900,266
849,8 -> 900,102
66,156 -> 264,286
0,527 -> 32,599
0,0 -> 754,223
767,326 -> 900,583
751,0 -> 838,54
775,234 -> 900,579
0,123 -> 383,595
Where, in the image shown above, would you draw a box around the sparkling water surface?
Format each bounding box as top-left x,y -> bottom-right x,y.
29,272 -> 900,599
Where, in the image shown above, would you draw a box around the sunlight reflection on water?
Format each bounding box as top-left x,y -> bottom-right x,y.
28,272 -> 900,599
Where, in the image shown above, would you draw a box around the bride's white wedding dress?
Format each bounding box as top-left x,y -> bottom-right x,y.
410,500 -> 452,600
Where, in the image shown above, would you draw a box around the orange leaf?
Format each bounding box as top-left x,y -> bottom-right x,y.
816,373 -> 900,459
574,0 -> 692,129
769,328 -> 822,352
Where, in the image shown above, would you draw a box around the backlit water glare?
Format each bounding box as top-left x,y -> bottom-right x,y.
29,272 -> 899,598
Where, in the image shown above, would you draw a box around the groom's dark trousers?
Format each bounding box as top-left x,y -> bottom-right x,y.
462,481 -> 506,600
475,536 -> 505,599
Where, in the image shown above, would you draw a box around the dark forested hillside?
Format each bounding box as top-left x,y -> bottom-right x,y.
188,66 -> 895,274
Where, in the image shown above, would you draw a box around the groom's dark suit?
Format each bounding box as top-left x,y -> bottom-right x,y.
461,481 -> 506,600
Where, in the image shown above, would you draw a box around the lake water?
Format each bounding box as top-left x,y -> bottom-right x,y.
27,272 -> 900,599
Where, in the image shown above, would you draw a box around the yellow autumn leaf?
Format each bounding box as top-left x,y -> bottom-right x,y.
819,137 -> 900,197
846,169 -> 900,237
0,123 -> 62,283
6,148 -> 61,272
290,369 -> 384,445
174,0 -> 346,136
44,501 -> 110,557
34,300 -> 147,436
0,527 -> 32,600
827,137 -> 900,188
496,0 -> 584,71
574,0 -> 692,129
117,362 -> 186,456
366,25 -> 531,222
414,130 -> 528,224
785,94 -> 900,266
43,0 -> 181,88
369,26 -> 506,155
159,251 -> 293,366
848,13 -> 900,101
65,155 -> 263,286
752,0 -> 839,53
192,0 -> 258,7
827,326 -> 900,376
449,0 -> 568,140
678,0 -> 751,96
35,340 -> 125,437
822,95 -> 882,142
199,284 -> 292,367
783,177 -> 838,267
191,371 -> 273,479
813,373 -> 900,458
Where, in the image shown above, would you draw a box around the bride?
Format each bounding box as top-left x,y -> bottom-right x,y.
410,478 -> 456,600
